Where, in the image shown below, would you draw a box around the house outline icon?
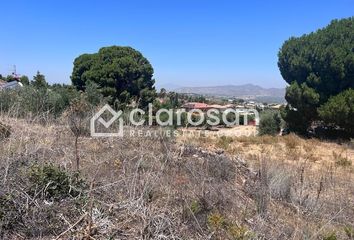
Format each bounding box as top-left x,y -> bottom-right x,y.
90,104 -> 124,137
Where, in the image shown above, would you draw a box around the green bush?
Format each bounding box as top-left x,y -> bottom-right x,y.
344,226 -> 354,239
84,80 -> 105,105
0,89 -> 19,113
0,82 -> 107,120
190,200 -> 202,214
322,232 -> 337,240
27,163 -> 85,200
0,84 -> 83,118
258,111 -> 281,136
207,212 -> 253,240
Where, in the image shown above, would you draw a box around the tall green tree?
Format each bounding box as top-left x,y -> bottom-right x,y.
71,46 -> 156,109
31,71 -> 48,89
278,17 -> 354,133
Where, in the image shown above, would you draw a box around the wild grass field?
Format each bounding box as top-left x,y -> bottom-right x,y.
1,115 -> 353,239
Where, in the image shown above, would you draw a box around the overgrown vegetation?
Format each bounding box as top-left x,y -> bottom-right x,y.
0,116 -> 353,239
0,84 -> 79,118
27,163 -> 85,200
0,158 -> 86,237
0,67 -> 111,122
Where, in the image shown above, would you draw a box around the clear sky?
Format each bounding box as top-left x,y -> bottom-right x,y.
0,0 -> 353,88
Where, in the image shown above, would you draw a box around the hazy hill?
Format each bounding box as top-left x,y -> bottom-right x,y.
174,84 -> 286,102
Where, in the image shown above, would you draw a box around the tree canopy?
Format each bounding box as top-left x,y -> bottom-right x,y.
278,17 -> 354,134
318,88 -> 354,134
32,71 -> 48,89
71,46 -> 156,108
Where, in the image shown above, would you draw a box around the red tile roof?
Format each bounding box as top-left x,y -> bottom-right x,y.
182,102 -> 237,110
182,102 -> 209,109
208,104 -> 227,109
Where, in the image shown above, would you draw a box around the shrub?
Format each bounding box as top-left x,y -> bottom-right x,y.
333,151 -> 352,167
207,212 -> 225,230
0,122 -> 11,140
322,232 -> 337,240
0,89 -> 19,113
207,213 -> 252,240
258,111 -> 281,136
190,199 -> 202,214
0,194 -> 19,230
216,136 -> 233,150
50,84 -> 81,108
344,226 -> 354,239
227,224 -> 251,240
283,133 -> 300,149
207,155 -> 236,182
27,163 -> 85,200
0,84 -> 81,119
84,80 -> 105,106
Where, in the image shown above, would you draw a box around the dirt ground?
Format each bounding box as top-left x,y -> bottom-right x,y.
178,125 -> 354,172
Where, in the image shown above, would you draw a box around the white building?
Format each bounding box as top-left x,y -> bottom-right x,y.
0,80 -> 23,90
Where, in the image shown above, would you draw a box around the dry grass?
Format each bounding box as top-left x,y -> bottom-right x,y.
1,115 -> 354,239
179,130 -> 354,239
183,131 -> 354,171
0,116 -> 253,239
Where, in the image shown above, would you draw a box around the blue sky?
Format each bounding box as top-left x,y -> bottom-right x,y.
0,0 -> 353,88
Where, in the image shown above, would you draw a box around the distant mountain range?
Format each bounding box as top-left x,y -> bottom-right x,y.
173,84 -> 286,102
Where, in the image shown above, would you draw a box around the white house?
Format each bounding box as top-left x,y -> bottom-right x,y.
0,80 -> 23,90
